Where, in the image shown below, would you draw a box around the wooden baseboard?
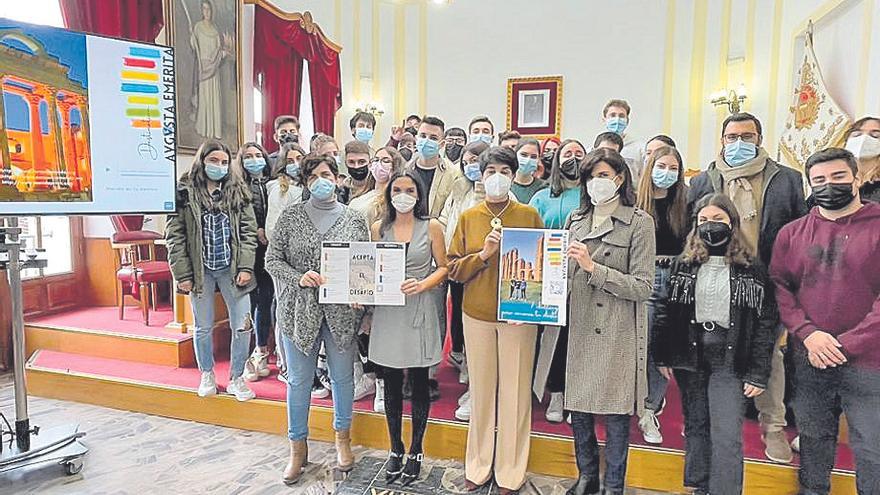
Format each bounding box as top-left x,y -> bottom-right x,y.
24,359 -> 856,495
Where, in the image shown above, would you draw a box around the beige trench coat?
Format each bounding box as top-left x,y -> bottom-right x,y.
564,205 -> 655,416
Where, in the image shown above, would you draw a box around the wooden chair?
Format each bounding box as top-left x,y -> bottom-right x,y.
110,215 -> 170,326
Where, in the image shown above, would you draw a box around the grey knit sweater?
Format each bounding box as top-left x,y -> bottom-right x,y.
265,202 -> 369,355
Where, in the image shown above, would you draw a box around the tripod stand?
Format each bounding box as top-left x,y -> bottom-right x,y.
0,218 -> 87,476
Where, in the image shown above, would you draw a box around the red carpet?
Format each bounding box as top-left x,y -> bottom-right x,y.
28,349 -> 855,471
28,305 -> 182,340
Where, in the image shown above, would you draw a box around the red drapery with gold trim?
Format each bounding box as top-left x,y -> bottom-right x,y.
253,6 -> 342,151
60,0 -> 164,42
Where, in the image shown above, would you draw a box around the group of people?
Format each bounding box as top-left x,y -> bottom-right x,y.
508,279 -> 530,300
164,101 -> 880,495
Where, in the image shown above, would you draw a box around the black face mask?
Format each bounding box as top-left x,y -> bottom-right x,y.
541,151 -> 555,167
560,158 -> 580,180
404,126 -> 418,137
399,147 -> 414,162
347,165 -> 370,182
445,143 -> 463,162
812,182 -> 856,211
698,221 -> 732,249
280,133 -> 299,145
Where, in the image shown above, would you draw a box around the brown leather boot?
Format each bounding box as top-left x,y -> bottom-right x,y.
282,439 -> 308,485
335,430 -> 354,472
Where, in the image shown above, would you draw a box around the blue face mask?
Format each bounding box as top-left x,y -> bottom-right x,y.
723,139 -> 758,167
605,116 -> 628,135
243,157 -> 266,175
469,134 -> 493,145
354,127 -> 374,143
517,155 -> 538,175
285,162 -> 300,178
651,167 -> 678,189
463,162 -> 482,182
309,177 -> 336,201
205,163 -> 228,181
416,137 -> 441,159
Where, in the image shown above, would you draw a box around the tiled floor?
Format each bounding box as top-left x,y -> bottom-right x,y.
0,373 -> 669,494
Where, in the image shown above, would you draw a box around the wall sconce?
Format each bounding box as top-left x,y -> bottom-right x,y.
710,84 -> 748,114
355,101 -> 385,118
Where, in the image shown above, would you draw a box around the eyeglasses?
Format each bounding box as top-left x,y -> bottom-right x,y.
852,129 -> 880,139
371,158 -> 393,165
446,137 -> 466,146
723,132 -> 759,144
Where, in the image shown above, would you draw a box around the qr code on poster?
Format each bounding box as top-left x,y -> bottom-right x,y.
548,281 -> 564,295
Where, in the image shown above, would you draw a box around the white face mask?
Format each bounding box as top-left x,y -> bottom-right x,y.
845,134 -> 880,159
391,193 -> 417,213
587,177 -> 620,205
483,172 -> 512,200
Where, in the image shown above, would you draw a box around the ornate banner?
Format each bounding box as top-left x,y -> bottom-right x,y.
779,23 -> 851,172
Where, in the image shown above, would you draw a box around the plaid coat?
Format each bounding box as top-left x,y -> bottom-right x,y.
564,205 -> 655,416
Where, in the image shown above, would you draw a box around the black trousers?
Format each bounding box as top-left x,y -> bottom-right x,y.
546,325 -> 568,393
448,281 -> 465,354
383,366 -> 431,455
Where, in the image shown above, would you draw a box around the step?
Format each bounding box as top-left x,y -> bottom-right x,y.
23,350 -> 857,495
25,307 -> 194,368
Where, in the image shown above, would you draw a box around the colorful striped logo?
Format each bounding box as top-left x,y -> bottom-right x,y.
547,232 -> 565,266
120,47 -> 162,129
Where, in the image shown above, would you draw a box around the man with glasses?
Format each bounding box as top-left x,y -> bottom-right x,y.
688,112 -> 808,465
444,127 -> 467,163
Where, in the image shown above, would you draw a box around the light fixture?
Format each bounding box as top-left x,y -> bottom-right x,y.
710,84 -> 748,114
355,101 -> 385,118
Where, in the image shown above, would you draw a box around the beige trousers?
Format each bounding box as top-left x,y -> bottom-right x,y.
754,340 -> 788,432
462,313 -> 537,490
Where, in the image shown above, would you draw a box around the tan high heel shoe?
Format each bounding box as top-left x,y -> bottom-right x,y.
282,439 -> 308,485
335,429 -> 354,472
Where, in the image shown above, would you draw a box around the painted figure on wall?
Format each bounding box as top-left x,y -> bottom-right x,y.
188,0 -> 233,140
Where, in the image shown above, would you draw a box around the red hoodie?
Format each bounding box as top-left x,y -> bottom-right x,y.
770,202 -> 880,370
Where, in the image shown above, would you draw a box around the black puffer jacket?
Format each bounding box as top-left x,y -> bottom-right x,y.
652,258 -> 778,388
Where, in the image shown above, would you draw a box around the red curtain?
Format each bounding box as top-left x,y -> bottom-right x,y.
253,6 -> 342,150
60,0 -> 164,42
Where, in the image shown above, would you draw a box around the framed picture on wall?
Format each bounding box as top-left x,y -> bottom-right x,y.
164,0 -> 243,151
506,76 -> 563,139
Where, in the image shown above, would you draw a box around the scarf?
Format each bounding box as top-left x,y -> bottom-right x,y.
714,148 -> 768,248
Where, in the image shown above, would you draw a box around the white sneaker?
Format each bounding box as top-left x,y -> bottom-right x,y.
638,410 -> 663,444
545,392 -> 564,423
457,389 -> 470,406
353,373 -> 376,401
454,396 -> 471,421
277,368 -> 288,384
198,371 -> 217,397
373,379 -> 385,413
791,435 -> 800,453
243,348 -> 270,382
227,376 -> 256,402
566,414 -> 572,425
447,351 -> 464,370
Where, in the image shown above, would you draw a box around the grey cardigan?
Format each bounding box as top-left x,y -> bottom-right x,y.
265,202 -> 369,355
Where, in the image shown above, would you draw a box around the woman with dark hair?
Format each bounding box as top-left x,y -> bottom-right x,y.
539,136 -> 561,179
645,134 -> 677,160
265,153 -> 369,485
265,141 -> 306,380
564,148 -> 655,495
350,146 -> 406,225
438,139 -> 490,404
654,193 -> 777,495
368,171 -> 448,485
235,141 -> 276,382
447,146 -> 543,494
512,138 -> 547,203
166,139 -> 258,401
529,138 -> 587,423
633,145 -> 689,444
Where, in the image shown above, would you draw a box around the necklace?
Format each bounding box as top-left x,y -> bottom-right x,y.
483,200 -> 512,229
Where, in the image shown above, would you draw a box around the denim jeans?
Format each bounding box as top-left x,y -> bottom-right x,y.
673,339 -> 747,495
282,319 -> 356,441
645,265 -> 671,411
791,345 -> 880,495
190,268 -> 252,379
250,269 -> 274,347
570,411 -> 631,494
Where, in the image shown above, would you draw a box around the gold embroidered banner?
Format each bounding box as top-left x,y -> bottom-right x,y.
779,23 -> 851,172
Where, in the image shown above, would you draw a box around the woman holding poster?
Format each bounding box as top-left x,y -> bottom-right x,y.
165,140 -> 258,404
564,148 -> 655,495
368,170 -> 448,485
447,146 -> 543,493
265,154 -> 369,485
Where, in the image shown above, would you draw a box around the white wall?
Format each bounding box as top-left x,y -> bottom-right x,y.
259,0 -> 880,171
